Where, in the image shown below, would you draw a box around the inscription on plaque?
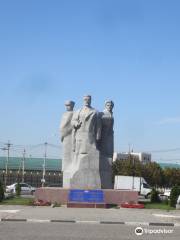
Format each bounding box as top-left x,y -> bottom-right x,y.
69,189 -> 104,203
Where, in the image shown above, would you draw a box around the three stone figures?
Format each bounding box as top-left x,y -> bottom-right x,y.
60,95 -> 114,189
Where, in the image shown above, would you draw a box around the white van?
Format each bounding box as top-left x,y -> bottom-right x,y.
114,175 -> 152,198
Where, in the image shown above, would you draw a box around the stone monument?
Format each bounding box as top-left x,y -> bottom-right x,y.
70,95 -> 101,189
60,100 -> 75,188
60,96 -> 114,189
98,100 -> 114,189
34,98 -> 138,206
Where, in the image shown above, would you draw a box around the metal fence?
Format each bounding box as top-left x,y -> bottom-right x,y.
0,170 -> 62,187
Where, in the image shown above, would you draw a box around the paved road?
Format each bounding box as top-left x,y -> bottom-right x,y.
0,222 -> 179,240
0,205 -> 180,224
0,206 -> 180,239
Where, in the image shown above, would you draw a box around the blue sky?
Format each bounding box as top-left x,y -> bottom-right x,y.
0,0 -> 180,162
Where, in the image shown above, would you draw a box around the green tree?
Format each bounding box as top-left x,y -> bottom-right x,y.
141,162 -> 164,188
163,168 -> 180,188
112,155 -> 141,178
112,158 -> 164,188
150,188 -> 160,203
170,185 -> 180,207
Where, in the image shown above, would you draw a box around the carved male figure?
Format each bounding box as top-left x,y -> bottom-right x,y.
99,100 -> 114,189
60,100 -> 75,188
72,95 -> 101,154
70,95 -> 101,189
99,100 -> 114,157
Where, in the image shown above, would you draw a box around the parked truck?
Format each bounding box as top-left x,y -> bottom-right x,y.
114,175 -> 152,198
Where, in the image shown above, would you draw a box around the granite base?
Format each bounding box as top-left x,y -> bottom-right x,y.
34,188 -> 138,206
67,202 -> 107,208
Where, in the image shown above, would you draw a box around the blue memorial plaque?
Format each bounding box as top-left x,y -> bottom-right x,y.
69,189 -> 104,203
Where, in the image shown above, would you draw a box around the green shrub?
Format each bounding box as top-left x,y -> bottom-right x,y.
170,185 -> 180,207
150,188 -> 161,203
0,181 -> 4,202
163,198 -> 169,205
15,183 -> 21,197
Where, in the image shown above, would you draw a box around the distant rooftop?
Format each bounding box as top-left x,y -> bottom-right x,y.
0,156 -> 62,171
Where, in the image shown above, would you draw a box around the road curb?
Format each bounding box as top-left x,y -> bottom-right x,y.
149,222 -> 175,227
51,219 -> 76,223
1,219 -> 27,222
0,219 -> 179,227
100,221 -> 125,224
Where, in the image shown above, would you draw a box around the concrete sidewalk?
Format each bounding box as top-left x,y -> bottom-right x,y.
0,205 -> 180,226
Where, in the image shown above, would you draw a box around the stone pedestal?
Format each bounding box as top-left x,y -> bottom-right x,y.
34,188 -> 138,206
100,155 -> 113,189
70,148 -> 101,189
62,172 -> 71,188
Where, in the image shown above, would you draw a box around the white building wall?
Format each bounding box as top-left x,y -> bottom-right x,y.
113,152 -> 151,163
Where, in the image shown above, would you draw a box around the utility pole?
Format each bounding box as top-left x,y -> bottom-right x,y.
3,141 -> 13,188
22,149 -> 26,183
0,147 -> 7,187
128,143 -> 135,190
128,143 -> 131,154
132,155 -> 135,190
42,142 -> 48,187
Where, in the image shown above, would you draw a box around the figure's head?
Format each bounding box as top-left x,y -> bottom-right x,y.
83,95 -> 91,107
105,100 -> 114,112
65,100 -> 75,111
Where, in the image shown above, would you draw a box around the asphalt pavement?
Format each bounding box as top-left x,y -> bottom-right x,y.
0,222 -> 179,240
0,206 -> 180,239
0,205 -> 180,225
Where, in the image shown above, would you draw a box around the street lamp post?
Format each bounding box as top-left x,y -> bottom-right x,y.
42,142 -> 48,187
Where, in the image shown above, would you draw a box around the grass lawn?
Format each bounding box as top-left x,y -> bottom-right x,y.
144,202 -> 175,210
0,196 -> 34,205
